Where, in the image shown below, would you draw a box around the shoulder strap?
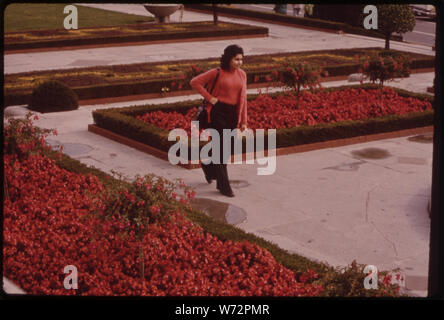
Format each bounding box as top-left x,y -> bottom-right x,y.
208,68 -> 220,95
204,68 -> 220,123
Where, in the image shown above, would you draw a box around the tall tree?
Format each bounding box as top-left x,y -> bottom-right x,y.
377,4 -> 415,50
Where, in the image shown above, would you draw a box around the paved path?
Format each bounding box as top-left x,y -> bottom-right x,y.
3,4 -> 435,297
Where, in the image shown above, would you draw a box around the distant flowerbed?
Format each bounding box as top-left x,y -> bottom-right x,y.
3,115 -> 322,296
136,87 -> 432,134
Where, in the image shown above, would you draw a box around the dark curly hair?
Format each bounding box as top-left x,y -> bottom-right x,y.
220,44 -> 244,71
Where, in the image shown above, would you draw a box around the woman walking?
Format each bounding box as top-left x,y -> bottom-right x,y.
190,44 -> 248,197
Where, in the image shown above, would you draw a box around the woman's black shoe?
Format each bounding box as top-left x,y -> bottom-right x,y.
204,173 -> 213,184
219,189 -> 235,197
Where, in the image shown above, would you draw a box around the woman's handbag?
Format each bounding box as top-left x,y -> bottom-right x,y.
194,68 -> 220,129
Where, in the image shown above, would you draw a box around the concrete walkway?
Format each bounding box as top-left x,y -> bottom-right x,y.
3,4 -> 435,297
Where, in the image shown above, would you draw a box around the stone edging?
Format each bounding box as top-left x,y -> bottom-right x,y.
77,69 -> 433,106
88,124 -> 433,170
186,6 -> 339,35
78,78 -> 351,106
3,277 -> 26,295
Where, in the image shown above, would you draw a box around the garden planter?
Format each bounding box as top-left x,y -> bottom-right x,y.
4,48 -> 433,108
90,85 -> 434,168
4,21 -> 267,52
143,4 -> 182,23
88,123 -> 433,170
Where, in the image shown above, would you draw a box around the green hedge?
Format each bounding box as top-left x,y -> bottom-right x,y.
5,22 -> 268,51
186,4 -> 403,41
4,59 -> 434,107
5,78 -> 178,107
273,84 -> 434,148
28,79 -> 79,113
92,84 -> 434,159
5,48 -> 434,107
92,99 -> 197,153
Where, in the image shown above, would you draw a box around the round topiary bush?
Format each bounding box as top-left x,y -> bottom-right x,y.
28,80 -> 78,113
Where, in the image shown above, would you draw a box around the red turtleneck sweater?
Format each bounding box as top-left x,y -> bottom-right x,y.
190,68 -> 247,127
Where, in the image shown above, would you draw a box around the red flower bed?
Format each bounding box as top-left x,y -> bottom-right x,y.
3,131 -> 322,296
136,87 -> 432,132
137,108 -> 197,136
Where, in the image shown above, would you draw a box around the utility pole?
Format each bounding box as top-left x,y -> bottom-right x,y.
212,3 -> 218,25
427,3 -> 443,299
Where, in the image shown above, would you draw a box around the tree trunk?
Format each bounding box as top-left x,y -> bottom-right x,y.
385,34 -> 390,50
212,4 -> 218,25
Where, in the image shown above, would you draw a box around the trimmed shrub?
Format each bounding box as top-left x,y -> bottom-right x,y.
319,260 -> 404,297
360,54 -> 411,87
170,63 -> 208,91
4,112 -> 56,162
277,59 -> 325,95
377,4 -> 416,50
28,80 -> 79,113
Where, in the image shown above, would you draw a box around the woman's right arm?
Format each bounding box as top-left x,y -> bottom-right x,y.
190,68 -> 219,103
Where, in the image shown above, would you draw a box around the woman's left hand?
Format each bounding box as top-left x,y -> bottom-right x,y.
240,124 -> 247,131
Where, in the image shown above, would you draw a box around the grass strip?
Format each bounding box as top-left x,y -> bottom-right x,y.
4,19 -> 267,51
4,3 -> 154,32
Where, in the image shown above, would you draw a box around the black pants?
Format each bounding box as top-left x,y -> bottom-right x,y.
201,101 -> 238,193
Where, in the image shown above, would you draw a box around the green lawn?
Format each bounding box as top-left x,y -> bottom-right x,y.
4,3 -> 154,32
